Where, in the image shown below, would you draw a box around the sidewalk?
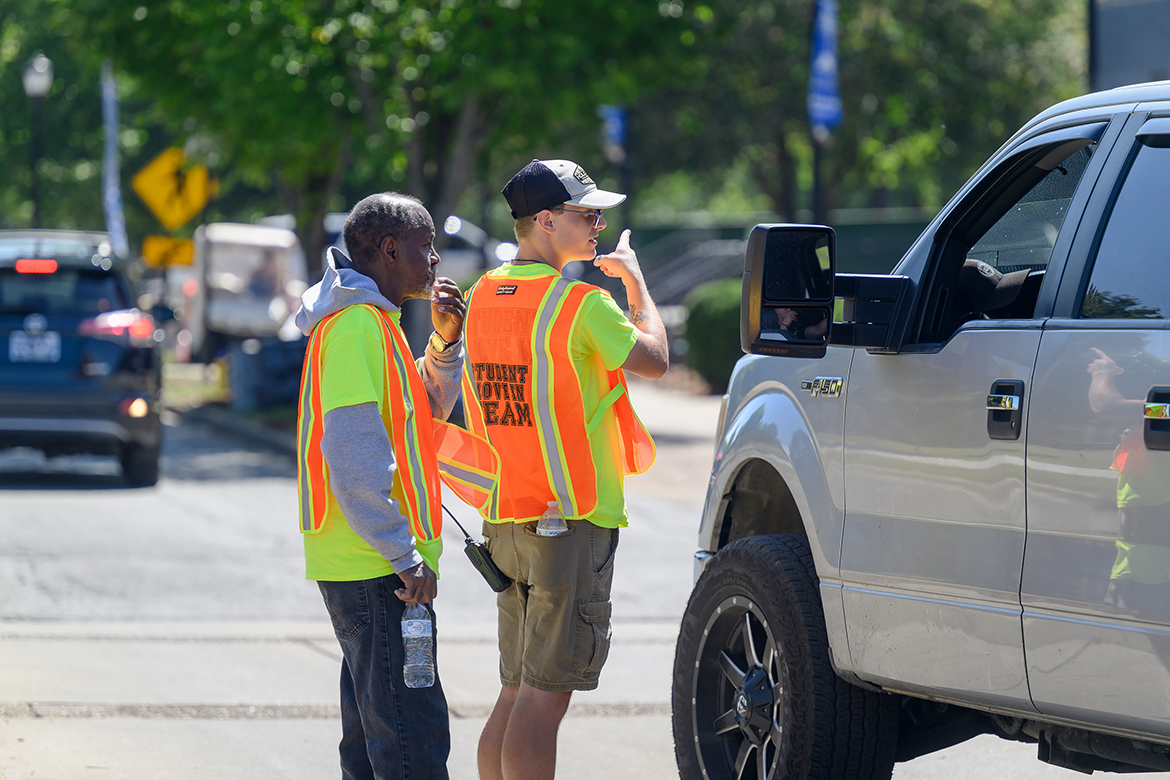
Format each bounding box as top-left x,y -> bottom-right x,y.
0,618 -> 679,780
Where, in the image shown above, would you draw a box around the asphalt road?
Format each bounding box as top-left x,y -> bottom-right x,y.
0,383 -> 1166,779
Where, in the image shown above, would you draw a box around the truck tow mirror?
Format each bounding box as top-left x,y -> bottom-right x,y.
741,224 -> 834,359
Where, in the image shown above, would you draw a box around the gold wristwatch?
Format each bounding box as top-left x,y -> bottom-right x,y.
428,331 -> 460,354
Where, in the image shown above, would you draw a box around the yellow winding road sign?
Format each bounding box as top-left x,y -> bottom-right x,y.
131,147 -> 218,232
141,235 -> 194,268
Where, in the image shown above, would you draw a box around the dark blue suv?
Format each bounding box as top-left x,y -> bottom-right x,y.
0,231 -> 161,485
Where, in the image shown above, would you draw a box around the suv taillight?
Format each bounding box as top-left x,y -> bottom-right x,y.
15,258 -> 58,274
79,309 -> 157,347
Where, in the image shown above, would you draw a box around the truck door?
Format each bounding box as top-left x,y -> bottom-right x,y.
841,119 -> 1118,710
1024,111 -> 1170,738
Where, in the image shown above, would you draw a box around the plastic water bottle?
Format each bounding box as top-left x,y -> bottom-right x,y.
402,603 -> 435,689
536,500 -> 568,537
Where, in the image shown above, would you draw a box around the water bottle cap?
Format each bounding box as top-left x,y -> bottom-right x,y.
547,501 -> 558,507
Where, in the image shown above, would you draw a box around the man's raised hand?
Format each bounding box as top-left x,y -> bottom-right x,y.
430,277 -> 466,346
594,229 -> 642,283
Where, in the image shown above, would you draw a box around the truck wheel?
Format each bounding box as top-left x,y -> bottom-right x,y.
121,445 -> 159,487
673,535 -> 898,780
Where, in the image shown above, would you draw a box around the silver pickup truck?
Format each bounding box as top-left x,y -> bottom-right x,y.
672,82 -> 1170,779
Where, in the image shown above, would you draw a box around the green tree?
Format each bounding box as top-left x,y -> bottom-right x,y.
632,0 -> 1086,218
64,0 -> 701,267
0,2 -> 198,245
0,1 -> 108,230
684,277 -> 743,393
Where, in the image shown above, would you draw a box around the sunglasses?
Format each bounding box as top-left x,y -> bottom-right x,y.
558,206 -> 605,229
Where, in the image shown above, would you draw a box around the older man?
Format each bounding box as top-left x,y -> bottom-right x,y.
295,192 -> 466,780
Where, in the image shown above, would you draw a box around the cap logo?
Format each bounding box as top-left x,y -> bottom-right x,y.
573,166 -> 594,186
977,262 -> 996,278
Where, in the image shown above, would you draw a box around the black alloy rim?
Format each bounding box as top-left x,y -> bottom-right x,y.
691,596 -> 786,780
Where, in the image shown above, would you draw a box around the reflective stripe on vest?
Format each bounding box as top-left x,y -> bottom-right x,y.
297,304 -> 500,535
463,272 -> 655,522
433,418 -> 502,516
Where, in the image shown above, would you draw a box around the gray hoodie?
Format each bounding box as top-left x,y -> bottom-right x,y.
295,247 -> 462,573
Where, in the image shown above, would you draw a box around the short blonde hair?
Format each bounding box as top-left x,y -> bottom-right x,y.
513,217 -> 534,242
513,206 -> 564,242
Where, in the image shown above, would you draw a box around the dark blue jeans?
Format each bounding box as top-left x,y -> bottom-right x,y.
318,574 -> 450,780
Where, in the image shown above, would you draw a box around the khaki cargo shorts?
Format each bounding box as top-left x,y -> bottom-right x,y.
482,519 -> 618,692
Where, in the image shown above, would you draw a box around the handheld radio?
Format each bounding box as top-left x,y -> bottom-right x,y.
441,505 -> 512,593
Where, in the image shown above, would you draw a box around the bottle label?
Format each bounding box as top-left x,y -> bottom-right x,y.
402,619 -> 431,637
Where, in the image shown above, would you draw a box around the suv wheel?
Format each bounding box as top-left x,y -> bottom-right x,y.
121,445 -> 159,487
673,535 -> 899,780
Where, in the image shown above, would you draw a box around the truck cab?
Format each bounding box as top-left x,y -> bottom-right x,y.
673,81 -> 1170,778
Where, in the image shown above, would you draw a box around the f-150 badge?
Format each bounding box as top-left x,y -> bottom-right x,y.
801,376 -> 843,398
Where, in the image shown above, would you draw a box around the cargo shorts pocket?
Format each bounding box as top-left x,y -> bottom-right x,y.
571,597 -> 613,678
318,580 -> 371,642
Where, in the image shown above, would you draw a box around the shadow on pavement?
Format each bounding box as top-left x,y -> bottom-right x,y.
0,468 -> 128,491
0,416 -> 295,489
164,417 -> 296,482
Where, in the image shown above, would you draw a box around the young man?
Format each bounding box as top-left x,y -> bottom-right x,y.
468,159 -> 669,780
295,192 -> 467,780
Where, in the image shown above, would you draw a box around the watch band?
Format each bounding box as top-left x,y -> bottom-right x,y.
428,331 -> 460,353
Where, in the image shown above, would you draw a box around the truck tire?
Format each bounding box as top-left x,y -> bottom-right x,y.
121,445 -> 159,487
673,534 -> 898,780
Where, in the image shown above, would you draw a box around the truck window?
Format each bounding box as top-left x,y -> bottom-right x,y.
969,145 -> 1093,275
917,138 -> 1097,342
1080,141 -> 1170,320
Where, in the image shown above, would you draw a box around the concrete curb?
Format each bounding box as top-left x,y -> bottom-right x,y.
180,404 -> 297,456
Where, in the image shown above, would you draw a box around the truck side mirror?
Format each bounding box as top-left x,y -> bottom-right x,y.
741,224 -> 835,359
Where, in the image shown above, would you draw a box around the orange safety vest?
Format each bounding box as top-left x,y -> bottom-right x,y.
297,303 -> 500,539
462,271 -> 655,522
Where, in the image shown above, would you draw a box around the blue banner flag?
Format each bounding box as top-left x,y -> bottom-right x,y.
597,104 -> 626,164
807,0 -> 843,140
101,60 -> 130,259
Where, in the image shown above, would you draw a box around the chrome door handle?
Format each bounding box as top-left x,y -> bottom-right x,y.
1144,403 -> 1170,419
1145,387 -> 1170,451
988,380 -> 1024,440
987,394 -> 1020,411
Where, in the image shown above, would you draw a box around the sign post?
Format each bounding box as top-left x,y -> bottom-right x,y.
101,60 -> 130,259
597,104 -> 629,231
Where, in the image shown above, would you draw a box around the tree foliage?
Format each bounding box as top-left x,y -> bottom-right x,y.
0,1 -> 108,230
634,0 -> 1086,219
62,0 -> 700,266
683,276 -> 743,393
5,0 -> 1088,265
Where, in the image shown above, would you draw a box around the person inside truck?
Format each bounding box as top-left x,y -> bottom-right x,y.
763,306 -> 829,342
956,258 -> 1031,321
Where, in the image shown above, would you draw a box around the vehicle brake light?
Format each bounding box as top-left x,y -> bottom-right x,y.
118,397 -> 150,418
15,259 -> 58,274
79,309 -> 157,347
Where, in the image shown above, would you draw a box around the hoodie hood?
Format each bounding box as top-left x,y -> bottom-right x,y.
295,247 -> 400,336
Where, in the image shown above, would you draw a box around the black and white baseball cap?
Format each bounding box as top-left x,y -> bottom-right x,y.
502,159 -> 626,219
959,258 -> 1029,311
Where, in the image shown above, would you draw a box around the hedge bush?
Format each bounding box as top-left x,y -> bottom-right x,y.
683,277 -> 742,393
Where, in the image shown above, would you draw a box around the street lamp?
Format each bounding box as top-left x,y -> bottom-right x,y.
22,53 -> 53,229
